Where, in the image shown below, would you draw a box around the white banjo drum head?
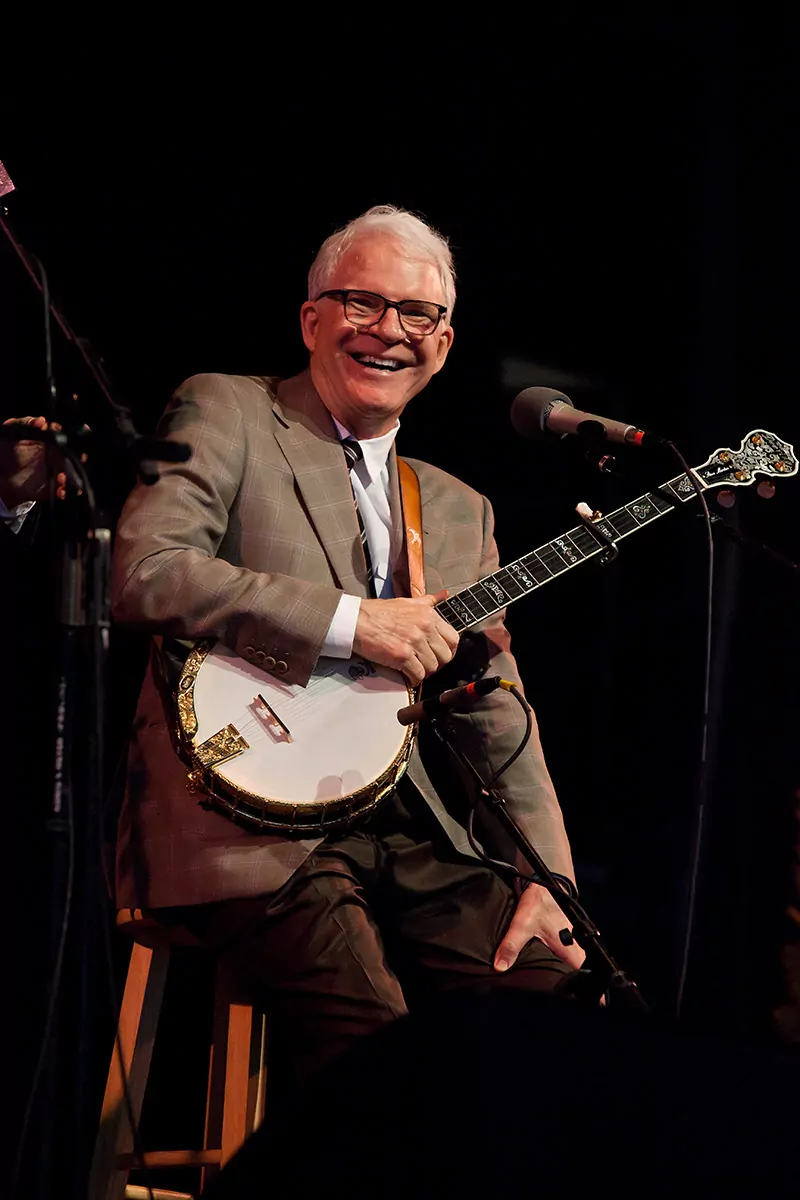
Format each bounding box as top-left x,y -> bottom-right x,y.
180,641 -> 414,828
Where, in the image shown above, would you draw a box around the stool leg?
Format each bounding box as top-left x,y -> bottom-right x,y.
251,1010 -> 269,1132
202,961 -> 266,1188
221,997 -> 254,1163
88,941 -> 170,1200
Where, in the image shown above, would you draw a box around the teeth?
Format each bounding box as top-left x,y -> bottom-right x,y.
353,354 -> 401,371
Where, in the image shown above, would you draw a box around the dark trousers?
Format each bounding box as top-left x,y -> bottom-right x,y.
170,783 -> 573,1100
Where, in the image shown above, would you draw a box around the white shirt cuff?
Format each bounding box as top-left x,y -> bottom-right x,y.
0,496 -> 35,534
321,593 -> 361,658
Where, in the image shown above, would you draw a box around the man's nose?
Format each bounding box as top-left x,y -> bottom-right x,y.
371,305 -> 406,342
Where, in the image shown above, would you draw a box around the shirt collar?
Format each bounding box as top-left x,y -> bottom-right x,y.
333,417 -> 400,487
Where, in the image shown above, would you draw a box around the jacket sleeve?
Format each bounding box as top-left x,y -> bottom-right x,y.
111,374 -> 342,687
433,494 -> 576,885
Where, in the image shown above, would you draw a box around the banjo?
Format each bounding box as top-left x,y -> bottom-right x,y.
175,430 -> 796,833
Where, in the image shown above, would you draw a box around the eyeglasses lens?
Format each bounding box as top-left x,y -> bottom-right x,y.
344,291 -> 440,335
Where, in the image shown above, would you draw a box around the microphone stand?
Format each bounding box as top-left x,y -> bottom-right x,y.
426,711 -> 647,1012
0,206 -> 189,482
2,424 -> 113,1199
1,199 -> 189,1199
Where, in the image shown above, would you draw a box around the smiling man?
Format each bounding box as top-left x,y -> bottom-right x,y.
302,234 -> 452,438
111,205 -> 582,1101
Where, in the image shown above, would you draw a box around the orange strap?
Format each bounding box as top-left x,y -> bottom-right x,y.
397,457 -> 425,598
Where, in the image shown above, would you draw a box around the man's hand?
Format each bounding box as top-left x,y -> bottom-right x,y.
353,592 -> 460,685
494,881 -> 586,973
0,416 -> 67,506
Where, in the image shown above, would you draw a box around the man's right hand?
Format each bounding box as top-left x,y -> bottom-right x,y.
353,593 -> 460,685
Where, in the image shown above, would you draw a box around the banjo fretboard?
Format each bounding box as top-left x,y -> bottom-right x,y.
434,466 -> 709,633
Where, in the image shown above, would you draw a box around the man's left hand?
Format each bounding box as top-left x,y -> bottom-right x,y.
0,416 -> 67,506
494,881 -> 586,973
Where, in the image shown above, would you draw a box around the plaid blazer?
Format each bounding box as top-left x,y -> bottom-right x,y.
111,371 -> 574,908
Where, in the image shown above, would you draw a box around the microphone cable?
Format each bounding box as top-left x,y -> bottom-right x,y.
459,682 -> 577,901
664,440 -> 716,1020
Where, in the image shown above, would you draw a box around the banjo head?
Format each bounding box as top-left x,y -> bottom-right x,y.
177,641 -> 415,832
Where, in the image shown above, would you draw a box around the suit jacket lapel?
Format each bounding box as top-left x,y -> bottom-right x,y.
273,372 -> 370,598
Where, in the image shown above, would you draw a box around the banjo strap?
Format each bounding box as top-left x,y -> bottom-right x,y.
397,457 -> 425,598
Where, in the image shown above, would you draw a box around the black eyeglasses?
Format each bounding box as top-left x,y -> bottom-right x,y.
316,289 -> 447,337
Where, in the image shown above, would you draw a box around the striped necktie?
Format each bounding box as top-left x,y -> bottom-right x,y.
341,438 -> 376,597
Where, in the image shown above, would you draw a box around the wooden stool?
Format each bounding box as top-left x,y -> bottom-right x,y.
88,909 -> 267,1200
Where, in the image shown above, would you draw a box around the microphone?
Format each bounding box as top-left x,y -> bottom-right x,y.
511,386 -> 663,448
397,676 -> 512,726
0,160 -> 15,198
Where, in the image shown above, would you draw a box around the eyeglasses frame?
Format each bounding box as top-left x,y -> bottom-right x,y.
315,289 -> 448,337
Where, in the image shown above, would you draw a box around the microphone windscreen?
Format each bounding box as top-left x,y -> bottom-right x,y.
0,160 -> 15,198
510,387 -> 573,440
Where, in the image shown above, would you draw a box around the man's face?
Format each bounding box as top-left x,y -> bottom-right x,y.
300,234 -> 454,437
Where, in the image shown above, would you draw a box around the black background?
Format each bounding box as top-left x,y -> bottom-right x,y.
2,9 -> 799,1191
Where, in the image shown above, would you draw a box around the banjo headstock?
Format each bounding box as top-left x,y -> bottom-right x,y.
695,430 -> 798,490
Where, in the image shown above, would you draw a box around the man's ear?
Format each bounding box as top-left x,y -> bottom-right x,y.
300,301 -> 319,353
432,323 -> 454,374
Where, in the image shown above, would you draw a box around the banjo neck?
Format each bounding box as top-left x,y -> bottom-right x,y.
433,465 -> 713,634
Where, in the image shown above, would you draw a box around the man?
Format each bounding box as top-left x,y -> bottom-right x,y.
1,413 -> 65,804
111,205 -> 583,1095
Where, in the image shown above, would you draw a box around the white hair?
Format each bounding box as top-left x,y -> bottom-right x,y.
308,205 -> 456,319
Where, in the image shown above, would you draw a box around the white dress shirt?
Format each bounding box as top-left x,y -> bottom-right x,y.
321,419 -> 401,658
0,496 -> 35,535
